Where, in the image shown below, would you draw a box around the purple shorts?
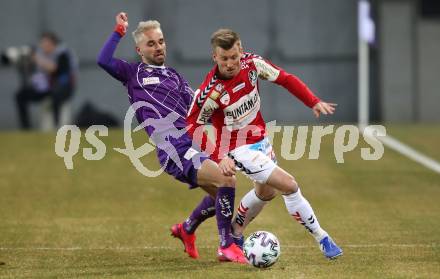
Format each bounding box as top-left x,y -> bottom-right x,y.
157,143 -> 209,189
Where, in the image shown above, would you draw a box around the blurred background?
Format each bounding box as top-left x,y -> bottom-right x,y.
0,0 -> 439,131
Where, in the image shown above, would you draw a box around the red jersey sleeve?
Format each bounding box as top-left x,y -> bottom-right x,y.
186,71 -> 219,154
252,56 -> 320,108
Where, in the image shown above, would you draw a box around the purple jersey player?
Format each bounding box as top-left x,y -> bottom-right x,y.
97,12 -> 246,263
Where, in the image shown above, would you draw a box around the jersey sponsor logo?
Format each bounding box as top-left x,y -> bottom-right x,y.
232,82 -> 245,93
224,87 -> 260,129
248,70 -> 258,86
225,93 -> 258,120
142,77 -> 160,85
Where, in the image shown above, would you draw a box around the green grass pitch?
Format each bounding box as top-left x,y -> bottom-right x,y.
0,125 -> 439,278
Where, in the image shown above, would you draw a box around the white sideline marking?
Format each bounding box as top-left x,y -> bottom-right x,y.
0,243 -> 436,251
363,126 -> 440,174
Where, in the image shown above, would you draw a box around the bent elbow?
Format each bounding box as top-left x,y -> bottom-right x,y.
97,56 -> 106,69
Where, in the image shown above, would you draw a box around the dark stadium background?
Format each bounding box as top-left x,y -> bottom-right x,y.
1,0 -> 439,129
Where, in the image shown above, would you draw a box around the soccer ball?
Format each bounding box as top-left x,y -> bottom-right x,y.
243,231 -> 281,268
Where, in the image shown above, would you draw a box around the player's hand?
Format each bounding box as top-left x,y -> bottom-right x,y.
114,12 -> 129,36
219,157 -> 236,176
116,12 -> 129,28
312,101 -> 337,118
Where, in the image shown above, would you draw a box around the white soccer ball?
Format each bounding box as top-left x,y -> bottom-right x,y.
243,231 -> 281,268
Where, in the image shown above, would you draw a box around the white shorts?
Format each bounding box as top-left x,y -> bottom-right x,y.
228,137 -> 277,184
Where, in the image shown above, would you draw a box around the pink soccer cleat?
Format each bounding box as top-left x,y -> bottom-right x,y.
170,223 -> 199,259
217,243 -> 247,264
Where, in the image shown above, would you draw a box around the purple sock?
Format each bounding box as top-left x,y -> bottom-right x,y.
215,187 -> 235,248
183,195 -> 216,234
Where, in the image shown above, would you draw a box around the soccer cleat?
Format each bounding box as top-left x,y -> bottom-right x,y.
232,234 -> 244,250
170,223 -> 199,259
319,236 -> 343,259
217,243 -> 247,264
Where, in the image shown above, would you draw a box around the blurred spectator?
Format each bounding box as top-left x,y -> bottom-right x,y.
15,32 -> 77,129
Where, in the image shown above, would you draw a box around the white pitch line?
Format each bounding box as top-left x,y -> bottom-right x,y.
0,243 -> 436,251
362,126 -> 440,174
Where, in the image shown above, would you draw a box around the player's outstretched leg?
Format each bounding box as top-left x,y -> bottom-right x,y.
171,195 -> 216,259
231,183 -> 276,249
267,167 -> 343,259
196,159 -> 247,264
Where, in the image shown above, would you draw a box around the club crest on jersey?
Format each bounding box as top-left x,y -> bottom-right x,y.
220,92 -> 230,105
248,70 -> 258,86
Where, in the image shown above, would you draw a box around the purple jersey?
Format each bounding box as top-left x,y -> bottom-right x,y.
97,32 -> 207,186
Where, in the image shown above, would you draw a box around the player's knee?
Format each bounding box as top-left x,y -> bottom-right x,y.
208,175 -> 236,188
255,186 -> 277,201
281,176 -> 298,195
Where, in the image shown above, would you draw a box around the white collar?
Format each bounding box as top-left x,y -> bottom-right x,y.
143,63 -> 166,69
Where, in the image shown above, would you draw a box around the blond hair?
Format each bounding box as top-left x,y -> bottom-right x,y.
211,28 -> 240,50
132,20 -> 161,44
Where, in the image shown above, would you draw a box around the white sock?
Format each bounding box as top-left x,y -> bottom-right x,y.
283,188 -> 328,242
232,190 -> 268,236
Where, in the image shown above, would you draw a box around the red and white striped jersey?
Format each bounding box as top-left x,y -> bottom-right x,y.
187,53 -> 320,162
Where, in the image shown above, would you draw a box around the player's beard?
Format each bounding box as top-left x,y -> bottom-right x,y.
145,52 -> 166,66
153,52 -> 165,65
